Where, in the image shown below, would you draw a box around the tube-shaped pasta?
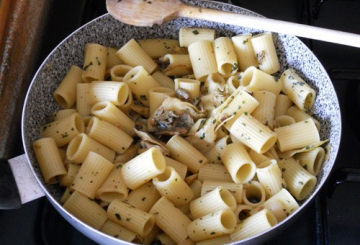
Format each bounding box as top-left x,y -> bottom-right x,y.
86,81 -> 129,106
203,73 -> 226,94
126,181 -> 161,212
82,43 -> 107,82
116,38 -> 158,73
215,88 -> 259,130
59,163 -> 80,187
153,166 -> 194,207
190,186 -> 237,219
86,116 -> 133,154
174,78 -> 201,101
234,204 -> 254,223
54,65 -> 83,109
204,136 -> 230,165
220,143 -> 256,184
156,233 -> 176,245
100,220 -> 137,242
63,191 -> 108,229
187,208 -> 236,242
214,37 -> 238,76
226,72 -> 242,93
242,180 -> 266,207
40,112 -> 85,147
66,133 -> 116,163
134,226 -> 162,245
251,32 -> 280,74
149,196 -> 192,244
164,156 -> 188,180
123,65 -> 160,106
256,160 -> 286,198
278,157 -> 317,201
76,83 -> 92,117
179,28 -> 216,47
250,188 -> 299,222
152,71 -> 175,90
114,143 -> 139,164
248,149 -> 271,165
32,138 -> 67,184
53,109 -> 77,121
196,235 -> 232,245
201,180 -> 243,204
251,91 -> 277,129
275,115 -> 296,127
287,105 -> 321,131
60,187 -> 72,204
198,163 -> 233,183
138,39 -> 180,58
166,135 -> 208,174
71,152 -> 113,199
294,147 -> 325,176
96,163 -> 129,203
232,33 -> 258,71
106,47 -> 124,69
109,64 -> 133,81
149,87 -> 176,117
107,199 -> 155,237
274,94 -> 293,117
281,69 -> 316,112
274,119 -> 320,152
121,147 -> 166,190
230,209 -> 278,242
91,101 -> 135,137
161,54 -> 193,76
179,179 -> 203,215
241,66 -> 282,95
188,40 -> 218,81
229,113 -> 277,154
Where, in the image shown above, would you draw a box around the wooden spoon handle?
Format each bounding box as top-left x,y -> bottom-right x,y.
179,4 -> 360,48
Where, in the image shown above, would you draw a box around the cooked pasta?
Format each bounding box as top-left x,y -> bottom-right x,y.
33,27 -> 329,245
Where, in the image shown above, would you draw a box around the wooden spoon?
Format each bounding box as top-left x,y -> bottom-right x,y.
106,0 -> 360,48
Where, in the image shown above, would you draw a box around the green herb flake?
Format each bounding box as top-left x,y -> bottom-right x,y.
192,30 -> 199,35
83,61 -> 93,71
232,63 -> 238,71
140,95 -> 148,101
243,38 -> 249,44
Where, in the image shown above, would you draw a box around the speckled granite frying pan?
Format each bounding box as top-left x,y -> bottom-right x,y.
21,1 -> 340,244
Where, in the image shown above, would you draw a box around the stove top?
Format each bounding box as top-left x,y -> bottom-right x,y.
1,0 -> 360,244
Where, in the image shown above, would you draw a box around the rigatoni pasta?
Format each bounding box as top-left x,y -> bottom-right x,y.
33,26 -> 329,244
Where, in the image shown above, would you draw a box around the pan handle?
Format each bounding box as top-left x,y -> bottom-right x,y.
0,154 -> 45,209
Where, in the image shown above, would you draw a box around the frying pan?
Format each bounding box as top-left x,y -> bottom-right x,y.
18,0 -> 340,244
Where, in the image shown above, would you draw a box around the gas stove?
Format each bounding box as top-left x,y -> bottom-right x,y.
1,0 -> 360,244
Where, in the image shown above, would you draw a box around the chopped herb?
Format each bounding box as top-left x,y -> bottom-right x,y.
140,95 -> 148,101
115,213 -> 121,220
126,218 -> 131,222
83,61 -> 93,71
232,63 -> 238,72
192,30 -> 199,35
299,181 -> 304,185
243,38 -> 249,44
210,232 -> 216,235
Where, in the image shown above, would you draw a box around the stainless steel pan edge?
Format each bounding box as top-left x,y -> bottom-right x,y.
21,1 -> 341,244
